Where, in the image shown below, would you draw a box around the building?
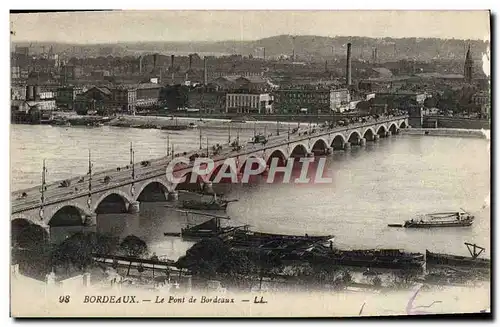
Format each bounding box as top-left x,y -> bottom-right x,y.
11,66 -> 21,80
225,93 -> 273,114
56,86 -> 84,110
330,89 -> 351,111
188,85 -> 226,113
110,85 -> 137,113
212,75 -> 273,93
471,91 -> 491,118
74,87 -> 112,114
273,88 -> 349,114
11,85 -> 26,100
135,83 -> 162,109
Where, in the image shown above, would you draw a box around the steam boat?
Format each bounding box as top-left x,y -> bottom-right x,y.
404,211 -> 474,228
389,210 -> 475,228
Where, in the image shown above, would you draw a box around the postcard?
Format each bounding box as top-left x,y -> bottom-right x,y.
10,10 -> 491,318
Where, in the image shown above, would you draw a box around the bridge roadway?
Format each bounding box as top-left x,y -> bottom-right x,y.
11,115 -> 408,215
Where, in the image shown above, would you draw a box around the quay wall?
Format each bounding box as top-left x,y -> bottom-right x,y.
423,116 -> 491,130
141,112 -> 364,123
401,128 -> 488,139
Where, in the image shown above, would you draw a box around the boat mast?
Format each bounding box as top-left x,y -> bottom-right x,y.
88,149 -> 92,192
206,137 -> 209,157
166,134 -> 170,156
40,159 -> 46,204
228,123 -> 231,144
130,142 -> 135,180
199,128 -> 202,150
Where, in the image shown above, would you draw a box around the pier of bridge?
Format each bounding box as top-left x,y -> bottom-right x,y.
11,116 -> 408,233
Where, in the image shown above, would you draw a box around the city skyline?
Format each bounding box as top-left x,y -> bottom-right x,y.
10,10 -> 490,44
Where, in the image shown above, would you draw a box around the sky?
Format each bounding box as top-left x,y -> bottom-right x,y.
10,10 -> 491,44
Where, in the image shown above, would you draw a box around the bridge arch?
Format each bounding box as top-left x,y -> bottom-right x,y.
265,149 -> 287,167
49,205 -> 87,227
376,125 -> 387,136
399,121 -> 407,129
136,179 -> 170,202
94,191 -> 132,214
330,134 -> 346,150
362,127 -> 376,141
347,130 -> 361,144
238,155 -> 265,175
311,138 -> 329,155
290,143 -> 309,158
388,123 -> 398,134
209,160 -> 239,183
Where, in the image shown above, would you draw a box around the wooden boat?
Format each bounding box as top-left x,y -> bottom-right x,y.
160,125 -> 189,131
389,210 -> 475,228
166,210 -> 242,240
180,218 -> 240,239
426,243 -> 490,269
224,229 -> 334,251
307,248 -> 425,271
181,194 -> 237,211
331,249 -> 425,270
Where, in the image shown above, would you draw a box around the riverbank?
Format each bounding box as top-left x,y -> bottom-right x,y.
401,128 -> 489,139
108,115 -> 310,131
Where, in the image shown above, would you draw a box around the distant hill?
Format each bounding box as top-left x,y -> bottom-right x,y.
12,35 -> 489,62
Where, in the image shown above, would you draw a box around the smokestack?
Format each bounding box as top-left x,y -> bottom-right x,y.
171,55 -> 175,84
346,42 -> 352,86
139,56 -> 144,74
203,57 -> 208,85
263,48 -> 266,60
153,54 -> 157,70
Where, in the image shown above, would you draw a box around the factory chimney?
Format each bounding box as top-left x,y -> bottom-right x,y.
186,54 -> 193,81
346,42 -> 352,86
170,55 -> 175,84
203,57 -> 208,85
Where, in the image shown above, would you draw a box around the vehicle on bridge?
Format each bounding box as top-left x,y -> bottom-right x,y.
249,134 -> 268,145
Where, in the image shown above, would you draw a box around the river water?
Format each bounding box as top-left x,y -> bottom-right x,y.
10,124 -> 491,260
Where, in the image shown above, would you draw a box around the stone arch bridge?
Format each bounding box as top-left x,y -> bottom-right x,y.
11,116 -> 408,230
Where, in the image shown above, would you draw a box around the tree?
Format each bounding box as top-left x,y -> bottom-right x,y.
176,238 -> 257,280
11,221 -> 52,279
12,220 -> 48,249
356,100 -> 371,112
176,238 -> 230,276
423,96 -> 437,109
120,235 -> 148,276
52,232 -> 119,274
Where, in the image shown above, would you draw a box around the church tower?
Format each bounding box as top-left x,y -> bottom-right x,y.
464,44 -> 473,83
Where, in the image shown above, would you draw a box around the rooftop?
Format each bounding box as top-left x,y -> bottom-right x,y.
415,73 -> 465,79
